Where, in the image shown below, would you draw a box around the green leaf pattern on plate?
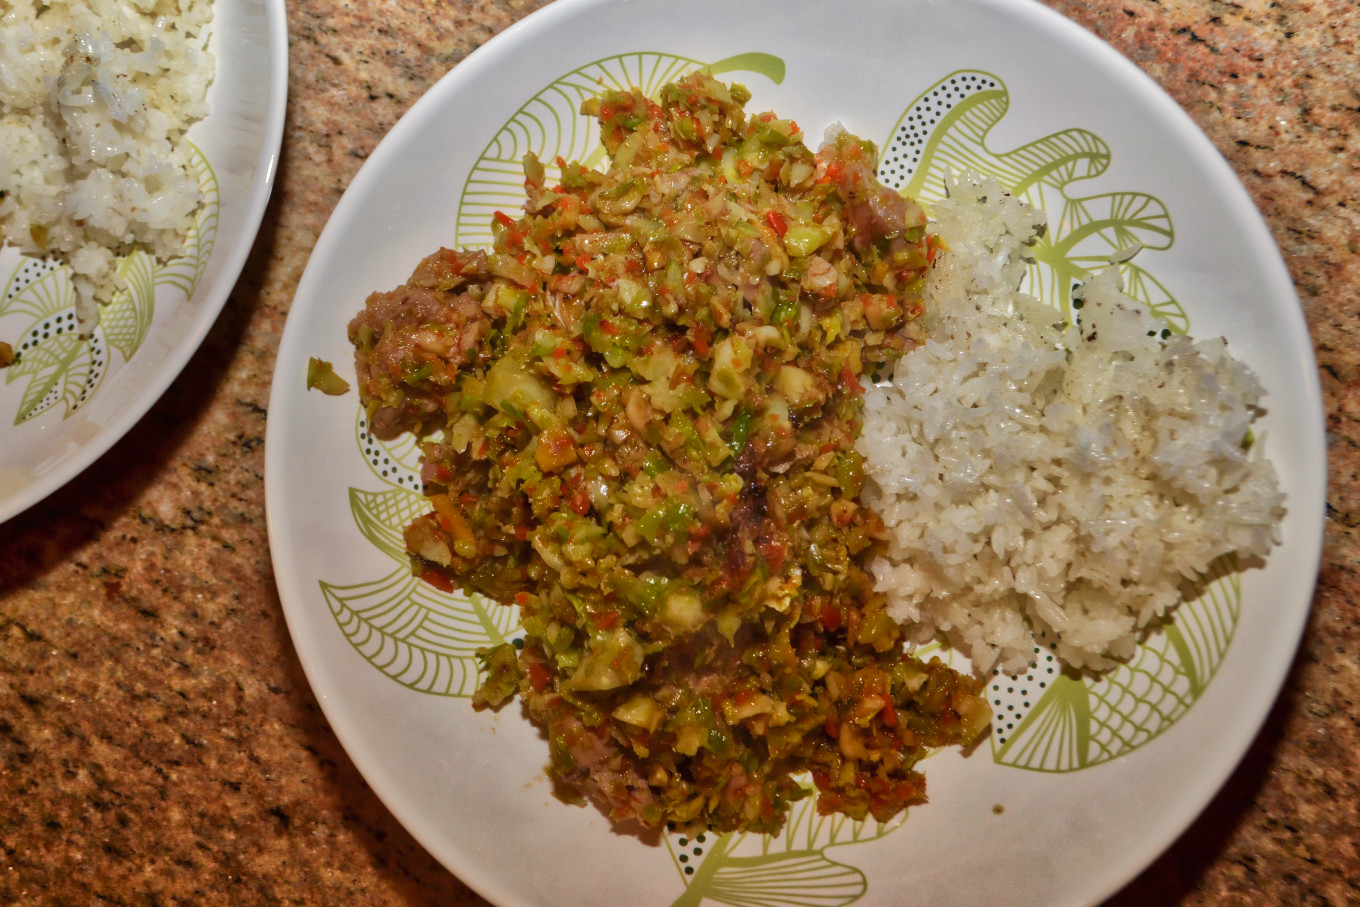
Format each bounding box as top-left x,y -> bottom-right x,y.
102,252 -> 158,361
320,410 -> 522,695
0,143 -> 220,423
667,790 -> 909,907
1,264 -> 105,422
322,58 -> 1246,904
989,559 -> 1241,771
322,568 -> 517,696
878,70 -> 1185,331
155,145 -> 219,300
456,51 -> 784,249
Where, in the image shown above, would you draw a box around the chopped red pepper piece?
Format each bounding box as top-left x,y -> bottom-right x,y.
420,568 -> 454,593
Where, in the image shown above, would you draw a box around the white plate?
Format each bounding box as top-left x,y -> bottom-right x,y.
0,0 -> 287,523
265,1 -> 1326,904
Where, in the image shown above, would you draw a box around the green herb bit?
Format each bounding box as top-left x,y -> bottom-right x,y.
306,357 -> 351,395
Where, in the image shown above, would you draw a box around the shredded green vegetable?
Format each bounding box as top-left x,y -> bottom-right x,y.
306,357 -> 350,395
349,74 -> 987,833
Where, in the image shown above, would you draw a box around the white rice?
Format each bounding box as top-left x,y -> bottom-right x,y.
858,173 -> 1285,674
0,0 -> 215,325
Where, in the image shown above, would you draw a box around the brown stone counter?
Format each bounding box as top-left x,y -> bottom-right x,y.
1,0 -> 1356,903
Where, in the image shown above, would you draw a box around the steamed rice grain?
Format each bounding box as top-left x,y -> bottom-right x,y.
0,0 -> 215,325
858,174 -> 1285,674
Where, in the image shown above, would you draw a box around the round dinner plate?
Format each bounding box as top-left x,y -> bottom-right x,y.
0,0 -> 288,523
265,0 -> 1326,904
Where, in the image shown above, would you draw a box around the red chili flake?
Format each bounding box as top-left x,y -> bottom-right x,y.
493,211 -> 516,229
514,591 -> 531,605
515,525 -> 529,542
824,717 -> 839,738
926,235 -> 943,263
527,661 -> 552,692
757,537 -> 787,573
600,320 -> 618,335
420,568 -> 455,593
764,210 -> 789,237
880,700 -> 899,728
440,248 -> 465,273
839,367 -> 865,394
819,604 -> 842,632
570,488 -> 591,516
596,610 -> 620,630
553,346 -> 567,359
895,780 -> 921,801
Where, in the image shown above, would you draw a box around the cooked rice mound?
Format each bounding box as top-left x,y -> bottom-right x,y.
0,0 -> 215,325
858,174 -> 1285,673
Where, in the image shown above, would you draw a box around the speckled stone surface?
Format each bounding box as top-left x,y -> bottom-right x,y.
0,0 -> 1355,903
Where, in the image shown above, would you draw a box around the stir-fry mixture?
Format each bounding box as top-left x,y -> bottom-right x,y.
349,73 -> 989,833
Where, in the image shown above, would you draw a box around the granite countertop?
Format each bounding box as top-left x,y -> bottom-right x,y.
1,0 -> 1356,903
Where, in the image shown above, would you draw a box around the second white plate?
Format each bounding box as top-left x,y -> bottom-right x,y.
0,0 -> 287,523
